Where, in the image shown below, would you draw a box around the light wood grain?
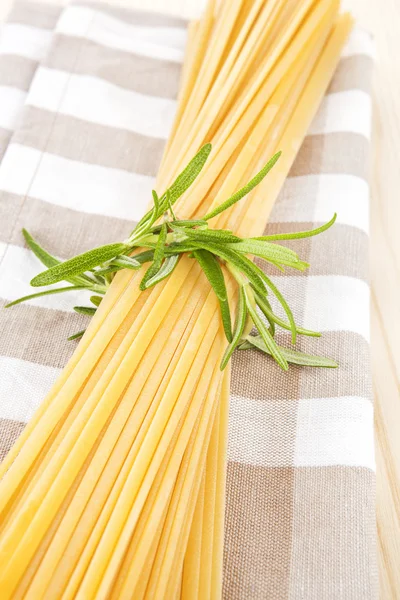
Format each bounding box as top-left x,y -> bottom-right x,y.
1,0 -> 399,597
342,2 -> 400,598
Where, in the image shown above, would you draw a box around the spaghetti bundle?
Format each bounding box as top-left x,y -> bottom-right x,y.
0,0 -> 352,597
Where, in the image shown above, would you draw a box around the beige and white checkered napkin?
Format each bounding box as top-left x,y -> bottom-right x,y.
0,2 -> 377,598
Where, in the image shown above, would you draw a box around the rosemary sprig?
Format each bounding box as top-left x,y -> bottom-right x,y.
6,144 -> 338,371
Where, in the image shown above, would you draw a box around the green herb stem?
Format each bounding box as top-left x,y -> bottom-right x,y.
8,145 -> 338,372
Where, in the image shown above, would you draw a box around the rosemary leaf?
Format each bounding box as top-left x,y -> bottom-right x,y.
245,335 -> 338,368
23,229 -> 95,288
142,255 -> 179,289
5,285 -> 88,308
191,242 -> 267,297
151,220 -> 207,234
194,249 -> 232,341
254,214 -> 337,241
132,250 -> 155,264
30,243 -> 127,287
95,265 -> 123,276
90,295 -> 103,307
219,298 -> 233,343
22,229 -> 60,268
250,264 -> 297,344
192,249 -> 227,301
168,143 -> 212,205
220,286 -> 247,369
169,220 -> 208,229
229,239 -> 301,267
244,286 -> 288,371
236,339 -> 252,350
204,151 -> 281,221
165,243 -> 198,255
112,255 -> 141,270
140,223 -> 167,290
73,306 -> 97,316
182,227 -> 241,244
255,294 -> 275,337
166,189 -> 177,220
151,189 -> 160,219
255,292 -> 320,337
132,190 -> 161,236
284,260 -> 310,272
68,329 -> 86,341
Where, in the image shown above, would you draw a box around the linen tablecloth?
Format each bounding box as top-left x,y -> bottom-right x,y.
0,2 -> 376,598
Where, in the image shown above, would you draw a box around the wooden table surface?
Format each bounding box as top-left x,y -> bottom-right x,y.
1,0 -> 399,597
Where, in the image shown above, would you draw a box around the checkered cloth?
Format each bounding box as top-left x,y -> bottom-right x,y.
0,2 -> 376,597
